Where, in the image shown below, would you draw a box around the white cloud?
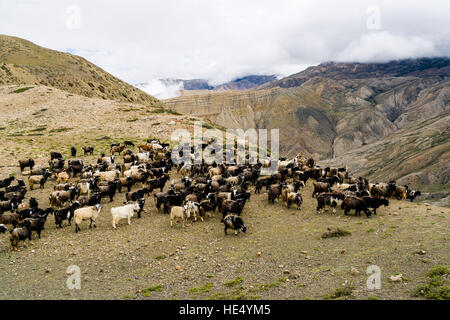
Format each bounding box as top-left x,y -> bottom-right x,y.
336,31 -> 438,62
0,0 -> 449,86
136,79 -> 184,99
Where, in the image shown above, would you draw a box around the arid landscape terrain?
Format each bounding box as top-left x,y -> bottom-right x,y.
0,35 -> 448,300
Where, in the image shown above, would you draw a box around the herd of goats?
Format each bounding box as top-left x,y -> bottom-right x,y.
0,138 -> 422,251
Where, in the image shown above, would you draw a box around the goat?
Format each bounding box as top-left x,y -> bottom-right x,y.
82,146 -> 94,155
285,192 -> 303,210
54,202 -> 81,228
5,179 -> 25,193
111,202 -> 141,228
9,219 -> 32,250
222,214 -> 247,235
74,204 -> 103,233
0,175 -> 15,190
316,192 -> 345,214
0,212 -> 21,228
170,206 -> 190,228
22,212 -> 50,239
28,172 -> 51,190
19,159 -> 35,172
341,197 -> 372,217
362,196 -> 389,215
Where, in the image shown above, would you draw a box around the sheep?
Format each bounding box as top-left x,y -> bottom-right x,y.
370,182 -> 397,198
9,219 -> 32,250
54,183 -> 76,191
111,202 -> 141,229
312,182 -> 331,198
169,206 -> 190,228
74,204 -> 103,233
135,152 -> 150,162
4,188 -> 27,203
146,175 -> 169,193
392,185 -> 408,200
28,172 -> 52,190
70,146 -> 77,157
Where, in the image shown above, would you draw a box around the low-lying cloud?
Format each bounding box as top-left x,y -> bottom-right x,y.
136,79 -> 184,100
336,31 -> 438,62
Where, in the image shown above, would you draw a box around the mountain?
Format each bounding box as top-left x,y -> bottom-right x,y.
0,35 -> 157,105
214,75 -> 277,91
164,58 -> 450,205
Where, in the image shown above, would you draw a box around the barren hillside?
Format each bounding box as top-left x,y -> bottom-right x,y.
0,35 -> 157,105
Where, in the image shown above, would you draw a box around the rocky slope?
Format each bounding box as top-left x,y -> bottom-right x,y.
0,35 -> 157,105
164,58 -> 449,205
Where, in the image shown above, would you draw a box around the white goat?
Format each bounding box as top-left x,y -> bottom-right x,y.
111,203 -> 140,229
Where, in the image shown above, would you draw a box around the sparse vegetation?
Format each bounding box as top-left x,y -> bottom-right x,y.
12,86 -> 33,93
323,286 -> 354,300
189,283 -> 214,297
224,277 -> 243,287
414,266 -> 450,300
141,284 -> 163,297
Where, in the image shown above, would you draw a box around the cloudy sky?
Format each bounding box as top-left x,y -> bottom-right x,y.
1,0 -> 449,97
